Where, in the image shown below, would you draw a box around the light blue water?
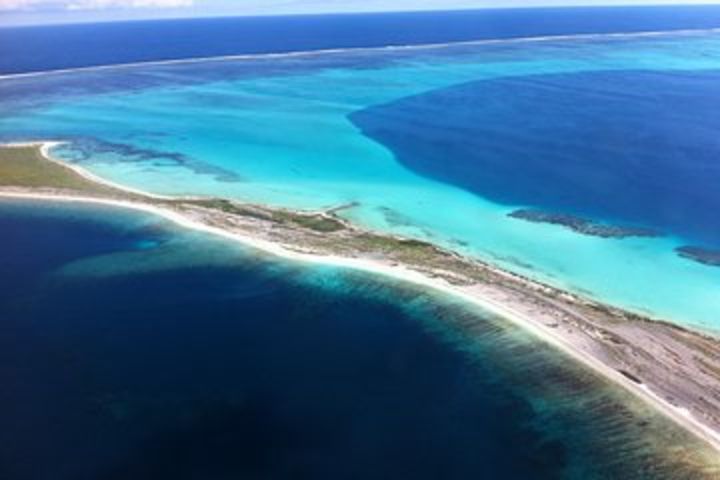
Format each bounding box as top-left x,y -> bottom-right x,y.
2,31 -> 720,329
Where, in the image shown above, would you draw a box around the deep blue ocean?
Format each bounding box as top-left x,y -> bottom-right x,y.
3,6 -> 720,75
1,200 -> 716,479
3,8 -> 720,478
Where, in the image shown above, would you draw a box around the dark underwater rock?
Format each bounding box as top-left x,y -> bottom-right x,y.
508,209 -> 660,239
675,246 -> 720,267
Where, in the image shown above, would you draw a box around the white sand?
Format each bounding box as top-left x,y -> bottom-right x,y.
2,140 -> 719,453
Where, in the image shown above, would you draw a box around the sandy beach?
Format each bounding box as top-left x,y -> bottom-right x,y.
1,141 -> 720,458
0,142 -> 720,468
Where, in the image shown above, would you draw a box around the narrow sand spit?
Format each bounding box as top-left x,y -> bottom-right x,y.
1,141 -> 719,457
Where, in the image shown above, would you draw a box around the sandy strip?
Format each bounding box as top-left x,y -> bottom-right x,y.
3,140 -> 720,452
2,188 -> 720,453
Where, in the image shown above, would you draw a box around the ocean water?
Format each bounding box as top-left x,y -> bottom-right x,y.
350,69 -> 720,245
1,25 -> 719,329
1,199 -> 719,479
3,6 -> 720,75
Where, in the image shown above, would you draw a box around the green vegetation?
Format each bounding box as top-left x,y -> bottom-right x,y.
352,233 -> 450,265
0,145 -> 127,198
271,210 -> 345,233
187,197 -> 346,233
354,233 -> 436,254
184,198 -> 274,221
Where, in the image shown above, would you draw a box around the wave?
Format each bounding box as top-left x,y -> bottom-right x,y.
2,27 -> 719,82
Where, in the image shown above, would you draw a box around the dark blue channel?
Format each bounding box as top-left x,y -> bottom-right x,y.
351,69 -> 720,246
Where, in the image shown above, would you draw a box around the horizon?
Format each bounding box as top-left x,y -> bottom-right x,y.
2,1 -> 720,27
3,0 -> 720,475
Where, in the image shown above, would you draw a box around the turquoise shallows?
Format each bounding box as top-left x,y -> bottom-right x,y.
1,31 -> 719,329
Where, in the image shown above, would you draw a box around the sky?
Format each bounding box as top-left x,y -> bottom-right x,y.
1,0 -> 720,26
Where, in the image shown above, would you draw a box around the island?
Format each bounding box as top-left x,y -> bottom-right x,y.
2,142 -> 720,457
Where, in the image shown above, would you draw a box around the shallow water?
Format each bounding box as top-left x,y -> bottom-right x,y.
1,31 -> 720,330
1,199 -> 719,479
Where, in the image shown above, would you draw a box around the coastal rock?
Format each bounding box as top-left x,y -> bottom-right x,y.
675,246 -> 720,267
508,209 -> 660,239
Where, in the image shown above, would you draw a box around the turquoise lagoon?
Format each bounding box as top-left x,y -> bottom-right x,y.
1,31 -> 720,329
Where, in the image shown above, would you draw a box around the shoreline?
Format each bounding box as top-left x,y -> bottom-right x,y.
2,141 -> 720,458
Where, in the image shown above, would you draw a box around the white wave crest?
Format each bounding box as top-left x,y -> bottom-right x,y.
1,27 -> 719,82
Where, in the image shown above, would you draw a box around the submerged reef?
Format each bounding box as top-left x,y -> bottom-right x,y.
58,138 -> 244,183
3,144 -> 720,469
508,209 -> 660,239
676,246 -> 720,267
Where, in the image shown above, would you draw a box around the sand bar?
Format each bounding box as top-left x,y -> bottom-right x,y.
2,141 -> 720,462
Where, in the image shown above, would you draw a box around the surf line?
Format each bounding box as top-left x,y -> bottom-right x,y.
1,27 -> 719,81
